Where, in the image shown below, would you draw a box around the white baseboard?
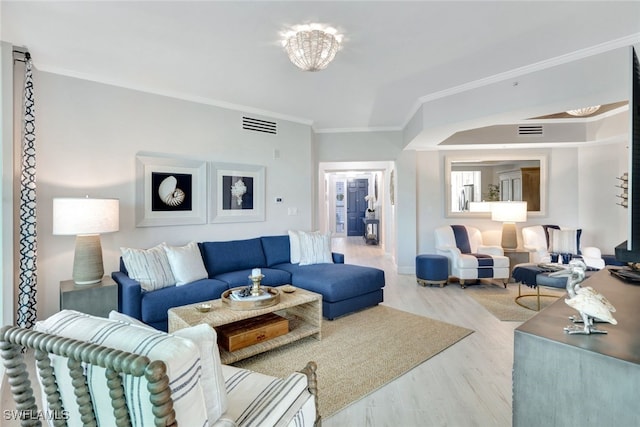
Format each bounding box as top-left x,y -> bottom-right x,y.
397,266 -> 415,275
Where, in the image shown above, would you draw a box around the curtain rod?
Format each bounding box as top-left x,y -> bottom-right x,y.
13,49 -> 31,63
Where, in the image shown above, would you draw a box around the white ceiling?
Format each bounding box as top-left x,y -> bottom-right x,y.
2,1 -> 640,149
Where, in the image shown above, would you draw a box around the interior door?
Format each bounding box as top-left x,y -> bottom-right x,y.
347,179 -> 368,236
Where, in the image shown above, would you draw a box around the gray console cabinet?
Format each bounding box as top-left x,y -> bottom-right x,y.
513,268 -> 640,427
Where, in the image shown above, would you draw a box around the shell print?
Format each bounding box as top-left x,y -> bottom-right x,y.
158,175 -> 186,207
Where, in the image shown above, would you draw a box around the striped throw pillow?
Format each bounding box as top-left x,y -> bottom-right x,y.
299,231 -> 334,266
121,243 -> 176,291
108,311 -> 228,423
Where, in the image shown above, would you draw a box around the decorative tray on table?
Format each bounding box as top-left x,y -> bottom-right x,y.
221,286 -> 280,310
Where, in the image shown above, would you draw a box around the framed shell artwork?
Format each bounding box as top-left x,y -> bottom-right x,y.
210,162 -> 265,223
136,153 -> 208,227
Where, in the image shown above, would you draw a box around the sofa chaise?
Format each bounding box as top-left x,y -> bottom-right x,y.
113,234 -> 386,331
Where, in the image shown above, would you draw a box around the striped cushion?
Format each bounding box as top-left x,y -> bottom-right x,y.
108,311 -> 228,423
451,225 -> 472,254
298,231 -> 334,266
471,253 -> 494,267
222,365 -> 314,427
172,324 -> 228,423
34,310 -> 208,427
548,228 -> 580,254
457,253 -> 509,269
121,243 -> 176,291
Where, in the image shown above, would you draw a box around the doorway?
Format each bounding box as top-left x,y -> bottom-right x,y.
347,178 -> 368,236
319,162 -> 394,254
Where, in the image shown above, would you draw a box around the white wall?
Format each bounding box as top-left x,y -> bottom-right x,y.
395,150 -> 417,273
315,130 -> 403,162
315,131 -> 403,262
578,141 -> 628,249
34,71 -> 314,319
1,42 -> 14,327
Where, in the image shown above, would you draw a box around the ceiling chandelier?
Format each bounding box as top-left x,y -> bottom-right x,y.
566,105 -> 601,117
282,23 -> 343,72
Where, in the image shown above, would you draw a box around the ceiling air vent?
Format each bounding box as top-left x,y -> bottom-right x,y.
518,125 -> 543,136
242,116 -> 277,135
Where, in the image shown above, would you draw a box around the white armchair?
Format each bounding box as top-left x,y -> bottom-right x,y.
434,225 -> 510,288
521,225 -> 605,270
1,310 -> 320,427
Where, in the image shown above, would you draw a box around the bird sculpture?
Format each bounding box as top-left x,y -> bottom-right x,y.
549,260 -> 617,335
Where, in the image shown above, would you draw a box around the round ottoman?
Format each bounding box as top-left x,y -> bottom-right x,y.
416,254 -> 449,287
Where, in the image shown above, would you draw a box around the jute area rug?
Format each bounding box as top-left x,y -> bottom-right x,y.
465,283 -> 566,321
232,305 -> 472,417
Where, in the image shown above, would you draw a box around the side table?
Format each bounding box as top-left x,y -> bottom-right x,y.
60,276 -> 118,318
362,218 -> 379,245
503,249 -> 530,279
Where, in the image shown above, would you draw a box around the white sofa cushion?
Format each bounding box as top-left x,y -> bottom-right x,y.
288,230 -> 302,264
173,324 -> 228,423
221,364 -> 313,427
121,242 -> 176,291
163,241 -> 208,285
108,310 -> 228,422
298,231 -> 334,266
35,310 -> 209,427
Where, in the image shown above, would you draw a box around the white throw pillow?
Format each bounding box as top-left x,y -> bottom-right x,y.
35,310 -> 208,427
173,324 -> 228,423
288,230 -> 302,264
121,243 -> 176,291
299,231 -> 334,266
108,310 -> 229,423
549,228 -> 578,254
163,241 -> 208,285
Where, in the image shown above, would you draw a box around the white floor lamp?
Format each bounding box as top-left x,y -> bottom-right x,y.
53,197 -> 119,285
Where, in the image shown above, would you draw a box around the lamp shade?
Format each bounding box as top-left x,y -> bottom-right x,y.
53,198 -> 119,235
491,201 -> 527,223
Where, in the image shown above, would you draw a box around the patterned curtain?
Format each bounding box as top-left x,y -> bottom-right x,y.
17,53 -> 37,329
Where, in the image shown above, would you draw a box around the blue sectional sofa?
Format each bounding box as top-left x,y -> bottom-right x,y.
112,235 -> 386,331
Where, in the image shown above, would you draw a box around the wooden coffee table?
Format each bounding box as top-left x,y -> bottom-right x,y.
168,287 -> 322,364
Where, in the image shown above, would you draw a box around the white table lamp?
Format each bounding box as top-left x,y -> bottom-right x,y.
491,201 -> 527,250
53,197 -> 119,285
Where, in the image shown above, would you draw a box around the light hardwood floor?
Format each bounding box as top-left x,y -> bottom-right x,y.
324,237 -> 517,427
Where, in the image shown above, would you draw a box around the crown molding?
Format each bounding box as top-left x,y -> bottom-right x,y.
34,64 -> 315,127
313,126 -> 402,134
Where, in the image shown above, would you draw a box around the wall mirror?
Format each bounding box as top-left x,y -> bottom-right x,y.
444,154 -> 547,218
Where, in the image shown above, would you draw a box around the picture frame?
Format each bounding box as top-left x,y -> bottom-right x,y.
136,154 -> 208,227
210,162 -> 265,223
